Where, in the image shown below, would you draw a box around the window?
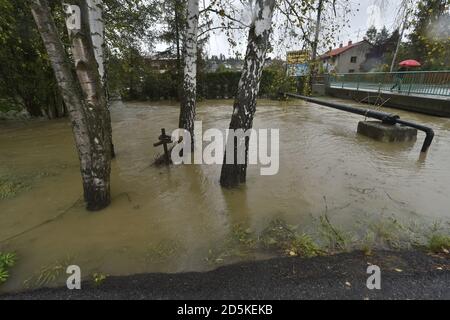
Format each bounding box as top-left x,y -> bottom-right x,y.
350,56 -> 357,63
349,69 -> 355,73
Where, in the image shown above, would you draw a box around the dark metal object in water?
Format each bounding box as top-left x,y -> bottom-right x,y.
153,128 -> 173,165
284,93 -> 434,153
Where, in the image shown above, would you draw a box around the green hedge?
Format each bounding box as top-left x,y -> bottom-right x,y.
198,71 -> 241,99
127,68 -> 297,101
142,72 -> 179,100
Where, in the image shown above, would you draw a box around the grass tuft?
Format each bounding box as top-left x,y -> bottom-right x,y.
428,234 -> 450,253
0,252 -> 17,285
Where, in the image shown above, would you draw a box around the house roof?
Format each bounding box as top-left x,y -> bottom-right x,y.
320,40 -> 372,59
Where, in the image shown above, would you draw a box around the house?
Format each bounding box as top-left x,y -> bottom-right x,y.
320,40 -> 373,74
144,57 -> 178,74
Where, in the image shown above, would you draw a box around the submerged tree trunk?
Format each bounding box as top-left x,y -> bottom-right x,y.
31,0 -> 111,211
65,0 -> 112,208
23,97 -> 44,117
179,0 -> 199,143
219,0 -> 276,188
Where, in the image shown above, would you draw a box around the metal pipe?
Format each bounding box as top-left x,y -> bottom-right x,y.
396,119 -> 435,153
284,93 -> 434,153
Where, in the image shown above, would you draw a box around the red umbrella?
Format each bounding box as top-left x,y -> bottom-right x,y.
399,59 -> 421,67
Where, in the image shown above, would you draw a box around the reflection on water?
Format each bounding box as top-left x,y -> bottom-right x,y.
0,98 -> 449,292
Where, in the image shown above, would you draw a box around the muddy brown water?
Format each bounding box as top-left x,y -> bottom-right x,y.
0,98 -> 449,293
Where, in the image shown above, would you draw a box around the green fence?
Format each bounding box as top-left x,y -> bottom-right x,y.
328,71 -> 450,97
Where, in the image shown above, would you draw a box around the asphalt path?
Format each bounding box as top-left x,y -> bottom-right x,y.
1,250 -> 448,300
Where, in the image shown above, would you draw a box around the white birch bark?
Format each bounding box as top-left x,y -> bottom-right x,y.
65,0 -> 112,210
220,0 -> 276,188
87,0 -> 105,82
390,11 -> 409,72
31,0 -> 111,211
86,0 -> 115,157
179,0 -> 199,141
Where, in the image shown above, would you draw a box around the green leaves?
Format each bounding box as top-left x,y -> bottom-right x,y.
0,0 -> 62,117
0,252 -> 17,268
0,268 -> 9,284
103,0 -> 160,54
408,0 -> 450,70
0,252 -> 17,285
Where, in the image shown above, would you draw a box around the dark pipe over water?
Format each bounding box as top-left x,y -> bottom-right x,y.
284,93 -> 434,153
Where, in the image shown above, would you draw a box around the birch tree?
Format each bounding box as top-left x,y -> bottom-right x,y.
31,0 -> 112,211
382,0 -> 414,72
179,0 -> 199,144
87,0 -> 105,82
86,0 -> 115,157
220,0 -> 276,188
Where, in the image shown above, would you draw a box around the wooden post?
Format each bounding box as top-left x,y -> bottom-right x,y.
153,128 -> 173,165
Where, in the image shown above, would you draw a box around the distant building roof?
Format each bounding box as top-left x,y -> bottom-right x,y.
320,40 -> 372,59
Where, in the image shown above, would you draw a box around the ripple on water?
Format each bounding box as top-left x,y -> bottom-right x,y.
0,99 -> 449,293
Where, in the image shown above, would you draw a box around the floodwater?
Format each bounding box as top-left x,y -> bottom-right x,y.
0,98 -> 449,292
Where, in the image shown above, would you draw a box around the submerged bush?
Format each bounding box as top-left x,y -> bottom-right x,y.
0,177 -> 27,200
146,239 -> 183,263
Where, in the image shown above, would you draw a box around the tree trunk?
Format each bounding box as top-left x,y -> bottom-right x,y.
87,0 -> 115,158
87,0 -> 105,82
31,0 -> 111,211
390,11 -> 409,72
311,0 -> 324,63
179,0 -> 199,144
65,0 -> 112,209
175,0 -> 182,74
309,0 -> 324,91
24,97 -> 43,117
175,0 -> 182,100
219,0 -> 276,188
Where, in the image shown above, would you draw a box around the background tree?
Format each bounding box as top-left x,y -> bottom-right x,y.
361,26 -> 399,71
102,0 -> 159,97
408,0 -> 450,69
390,0 -> 414,72
365,26 -> 378,44
158,0 -> 186,76
274,0 -> 353,94
0,0 -> 65,118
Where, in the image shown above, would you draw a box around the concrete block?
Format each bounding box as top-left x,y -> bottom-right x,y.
357,121 -> 417,143
312,84 -> 325,96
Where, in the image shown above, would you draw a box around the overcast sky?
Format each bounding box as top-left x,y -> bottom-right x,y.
156,0 -> 405,58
